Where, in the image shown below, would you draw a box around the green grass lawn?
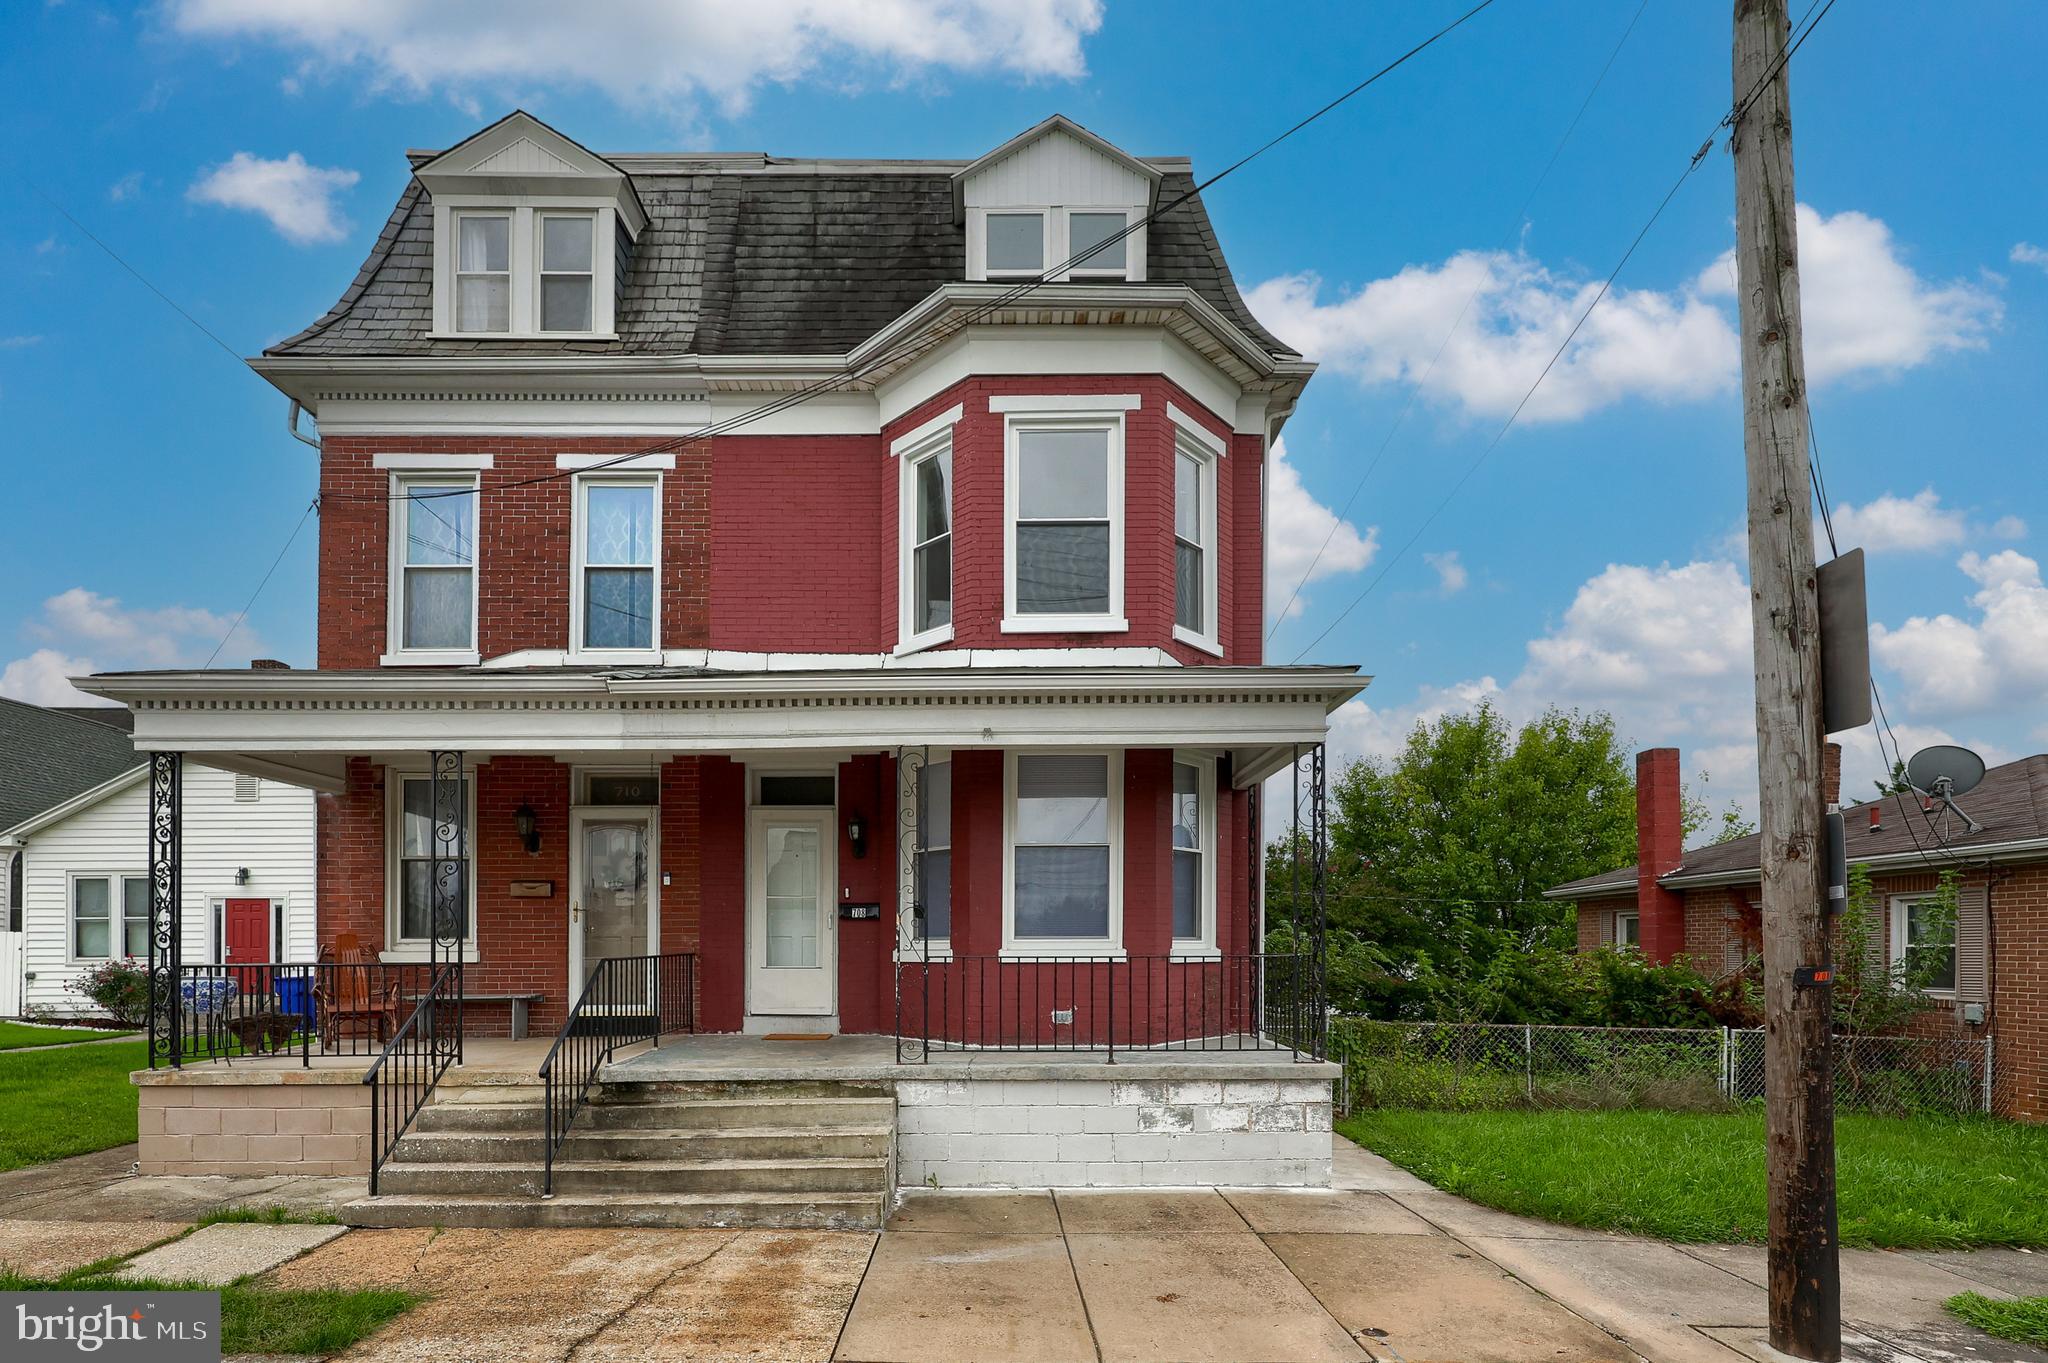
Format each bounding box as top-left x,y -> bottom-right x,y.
0,1039 -> 146,1170
1947,1294 -> 2048,1347
1340,1107 -> 2048,1250
0,1270 -> 417,1356
0,1020 -> 127,1049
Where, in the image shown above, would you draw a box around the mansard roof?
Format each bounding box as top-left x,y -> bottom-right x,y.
264,116 -> 1293,362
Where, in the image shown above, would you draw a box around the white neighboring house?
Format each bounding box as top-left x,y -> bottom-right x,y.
0,702 -> 315,1019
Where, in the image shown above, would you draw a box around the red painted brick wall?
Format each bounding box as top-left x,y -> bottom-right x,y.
880,376 -> 1256,663
317,436 -> 711,668
694,757 -> 747,1032
1635,749 -> 1688,963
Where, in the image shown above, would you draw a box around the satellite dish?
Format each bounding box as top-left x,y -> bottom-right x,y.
1906,744 -> 1986,797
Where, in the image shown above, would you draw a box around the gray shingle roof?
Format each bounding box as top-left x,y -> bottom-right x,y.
266,164 -> 1293,360
1546,755 -> 2048,899
0,698 -> 142,835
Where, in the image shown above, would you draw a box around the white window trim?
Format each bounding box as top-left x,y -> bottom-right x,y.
1613,911 -> 1640,950
1170,429 -> 1222,656
897,429 -> 956,656
970,206 -> 1053,281
67,871 -> 149,963
382,767 -> 481,963
534,209 -> 598,336
1002,412 -> 1128,634
897,749 -> 954,961
965,206 -> 1147,284
430,199 -> 618,339
1001,748 -> 1125,958
1172,751 -> 1219,956
450,208 -> 513,336
1889,893 -> 1957,998
384,472 -> 481,667
570,472 -> 663,663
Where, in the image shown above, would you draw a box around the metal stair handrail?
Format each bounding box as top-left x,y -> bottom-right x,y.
538,952 -> 697,1196
362,963 -> 462,1196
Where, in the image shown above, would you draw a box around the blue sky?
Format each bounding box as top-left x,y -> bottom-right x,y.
3,1 -> 2043,816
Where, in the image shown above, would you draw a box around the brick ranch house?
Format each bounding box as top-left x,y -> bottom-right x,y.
79,113 -> 1360,1225
1546,745 -> 2047,1122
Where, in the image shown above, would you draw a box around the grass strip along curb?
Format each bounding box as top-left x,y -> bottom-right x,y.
1946,1294 -> 2048,1348
1340,1108 -> 2048,1250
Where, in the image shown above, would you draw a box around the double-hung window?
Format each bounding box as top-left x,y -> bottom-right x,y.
576,477 -> 658,654
454,212 -> 511,333
538,213 -> 595,333
902,436 -> 953,647
1171,756 -> 1215,949
900,755 -> 952,952
394,477 -> 477,658
1171,419 -> 1222,651
73,874 -> 148,960
1891,896 -> 1956,994
395,774 -> 471,945
1007,752 -> 1121,952
1006,417 -> 1124,630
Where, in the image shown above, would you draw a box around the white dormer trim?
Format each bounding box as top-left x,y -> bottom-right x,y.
413,110 -> 647,235
958,117 -> 1156,285
951,115 -> 1162,222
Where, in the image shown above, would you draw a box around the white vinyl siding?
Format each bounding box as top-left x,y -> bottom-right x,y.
18,765 -> 316,1017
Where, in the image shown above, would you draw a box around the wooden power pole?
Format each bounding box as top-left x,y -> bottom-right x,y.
1732,1 -> 1840,1358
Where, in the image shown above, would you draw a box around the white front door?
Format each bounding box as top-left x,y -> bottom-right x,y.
569,809 -> 656,1008
747,808 -> 836,1016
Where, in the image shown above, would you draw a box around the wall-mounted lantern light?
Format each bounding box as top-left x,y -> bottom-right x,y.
846,813 -> 867,860
515,801 -> 541,855
234,867 -> 250,885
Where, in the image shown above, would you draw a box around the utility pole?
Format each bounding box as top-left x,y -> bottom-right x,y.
1731,2 -> 1840,1359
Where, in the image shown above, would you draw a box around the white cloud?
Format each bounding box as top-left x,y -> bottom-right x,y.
167,0 -> 1102,117
0,335 -> 41,349
1423,550 -> 1468,596
1265,439 -> 1377,621
1697,206 -> 2000,384
1992,515 -> 2028,540
1831,487 -> 1966,554
187,151 -> 360,245
1,589 -> 257,707
108,170 -> 143,203
1874,550 -> 2048,715
2012,242 -> 2048,274
1245,255 -> 1735,424
1250,205 -> 2000,423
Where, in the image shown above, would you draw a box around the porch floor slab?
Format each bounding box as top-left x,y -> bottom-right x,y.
605,1033 -> 1339,1083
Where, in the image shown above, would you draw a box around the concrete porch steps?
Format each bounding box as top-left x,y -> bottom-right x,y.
341,1077 -> 895,1230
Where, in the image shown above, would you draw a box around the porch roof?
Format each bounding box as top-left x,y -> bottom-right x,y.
75,662 -> 1366,795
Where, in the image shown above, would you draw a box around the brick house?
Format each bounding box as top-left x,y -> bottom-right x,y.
81,113 -> 1359,1220
1546,745 -> 2047,1122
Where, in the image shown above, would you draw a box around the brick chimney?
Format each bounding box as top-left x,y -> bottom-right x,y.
250,659 -> 290,670
1822,740 -> 1842,809
1635,748 -> 1687,963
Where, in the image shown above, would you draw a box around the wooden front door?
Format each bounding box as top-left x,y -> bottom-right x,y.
224,897 -> 271,963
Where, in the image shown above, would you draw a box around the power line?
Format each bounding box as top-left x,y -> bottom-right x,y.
204,498 -> 319,668
1266,0 -> 1655,637
329,0 -> 1505,510
1286,0 -> 1841,664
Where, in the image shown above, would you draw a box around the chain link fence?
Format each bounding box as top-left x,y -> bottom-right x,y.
1330,1019 -> 1996,1119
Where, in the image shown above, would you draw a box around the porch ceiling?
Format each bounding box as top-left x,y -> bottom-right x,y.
75,664 -> 1367,793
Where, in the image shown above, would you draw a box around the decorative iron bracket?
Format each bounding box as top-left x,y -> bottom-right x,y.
147,752 -> 182,1069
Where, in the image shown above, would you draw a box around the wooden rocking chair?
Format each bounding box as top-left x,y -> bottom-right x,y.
312,941 -> 402,1049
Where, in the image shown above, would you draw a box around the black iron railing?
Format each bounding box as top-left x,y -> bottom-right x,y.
539,952 -> 697,1195
149,961 -> 445,1068
893,951 -> 1321,1063
362,964 -> 463,1195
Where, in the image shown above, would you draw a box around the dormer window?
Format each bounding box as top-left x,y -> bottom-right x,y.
455,213 -> 511,333
985,211 -> 1047,277
956,116 -> 1158,285
539,213 -> 595,333
1068,211 -> 1127,276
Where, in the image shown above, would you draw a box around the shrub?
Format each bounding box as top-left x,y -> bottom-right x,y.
76,957 -> 150,1026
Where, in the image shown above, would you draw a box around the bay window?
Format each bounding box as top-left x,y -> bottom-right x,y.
576,477 -> 658,654
1172,756 -> 1215,949
393,477 -> 477,658
393,774 -> 471,946
73,874 -> 149,960
454,212 -> 511,333
1171,418 -> 1222,651
1005,415 -> 1125,631
1006,752 -> 1121,952
900,433 -> 954,649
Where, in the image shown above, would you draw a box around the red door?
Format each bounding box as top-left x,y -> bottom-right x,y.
225,898 -> 271,963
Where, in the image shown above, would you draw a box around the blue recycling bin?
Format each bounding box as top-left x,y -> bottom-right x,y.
275,975 -> 314,1030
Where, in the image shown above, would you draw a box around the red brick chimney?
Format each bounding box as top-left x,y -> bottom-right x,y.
1635,747 -> 1687,963
1822,740 -> 1842,809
